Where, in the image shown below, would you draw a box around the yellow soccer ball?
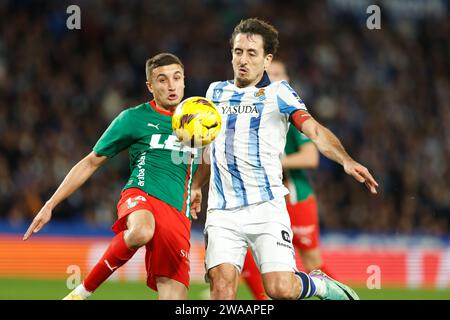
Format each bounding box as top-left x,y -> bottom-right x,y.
172,96 -> 222,147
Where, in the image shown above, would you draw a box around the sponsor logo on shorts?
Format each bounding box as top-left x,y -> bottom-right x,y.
300,237 -> 312,246
127,201 -> 138,209
276,241 -> 293,249
180,249 -> 190,264
281,230 -> 291,243
126,196 -> 146,209
292,225 -> 315,236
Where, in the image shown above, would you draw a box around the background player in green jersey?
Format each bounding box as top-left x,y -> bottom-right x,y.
242,59 -> 333,299
23,53 -> 197,300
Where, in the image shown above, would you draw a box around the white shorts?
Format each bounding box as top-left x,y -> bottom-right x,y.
204,197 -> 297,275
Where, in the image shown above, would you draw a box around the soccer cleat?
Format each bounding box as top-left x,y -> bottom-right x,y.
309,270 -> 360,300
62,284 -> 92,300
62,291 -> 85,300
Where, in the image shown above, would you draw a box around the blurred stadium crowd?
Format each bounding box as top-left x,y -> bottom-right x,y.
0,0 -> 448,235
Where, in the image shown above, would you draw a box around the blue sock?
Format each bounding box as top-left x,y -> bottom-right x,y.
295,271 -> 317,299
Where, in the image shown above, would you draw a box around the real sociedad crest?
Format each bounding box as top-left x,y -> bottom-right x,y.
254,88 -> 266,101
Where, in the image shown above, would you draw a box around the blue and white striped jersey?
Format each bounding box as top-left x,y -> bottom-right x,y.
206,72 -> 308,210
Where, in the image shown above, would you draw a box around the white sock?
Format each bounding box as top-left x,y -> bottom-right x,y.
311,276 -> 327,298
73,283 -> 92,299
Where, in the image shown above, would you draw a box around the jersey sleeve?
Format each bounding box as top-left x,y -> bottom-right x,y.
276,80 -> 308,116
93,110 -> 134,158
205,83 -> 215,100
206,81 -> 221,101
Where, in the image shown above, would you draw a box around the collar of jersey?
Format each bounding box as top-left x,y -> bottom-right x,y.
149,100 -> 174,116
228,71 -> 271,89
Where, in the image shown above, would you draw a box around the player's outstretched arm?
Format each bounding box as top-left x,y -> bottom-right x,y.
23,152 -> 108,240
297,116 -> 378,194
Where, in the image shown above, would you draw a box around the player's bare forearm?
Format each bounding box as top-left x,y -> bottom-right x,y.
298,118 -> 379,194
24,152 -> 108,240
192,161 -> 211,189
190,148 -> 210,219
282,143 -> 319,169
46,152 -> 108,209
300,118 -> 351,166
192,146 -> 211,189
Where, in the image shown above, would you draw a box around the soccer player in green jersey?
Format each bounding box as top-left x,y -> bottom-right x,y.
242,60 -> 333,300
23,53 -> 198,300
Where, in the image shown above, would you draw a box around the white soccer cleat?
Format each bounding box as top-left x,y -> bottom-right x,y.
62,284 -> 92,300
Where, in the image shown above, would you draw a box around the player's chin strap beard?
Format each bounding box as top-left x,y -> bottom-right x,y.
236,78 -> 251,88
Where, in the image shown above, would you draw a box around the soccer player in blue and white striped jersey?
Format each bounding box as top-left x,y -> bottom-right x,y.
205,71 -> 299,209
190,18 -> 378,300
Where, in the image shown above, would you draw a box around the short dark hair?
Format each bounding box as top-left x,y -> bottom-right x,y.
146,53 -> 184,80
230,18 -> 279,55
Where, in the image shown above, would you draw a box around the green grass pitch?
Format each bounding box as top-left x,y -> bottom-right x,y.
1,278 -> 449,300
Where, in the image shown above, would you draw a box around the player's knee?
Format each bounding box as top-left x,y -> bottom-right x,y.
126,225 -> 154,248
265,277 -> 297,300
210,273 -> 237,299
211,278 -> 236,299
158,290 -> 186,300
157,277 -> 187,300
